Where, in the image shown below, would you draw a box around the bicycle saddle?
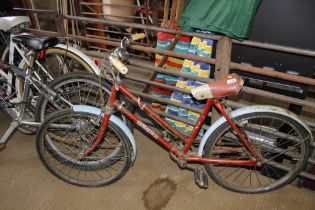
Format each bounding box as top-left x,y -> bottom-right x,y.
12,33 -> 59,50
191,73 -> 244,100
0,16 -> 30,31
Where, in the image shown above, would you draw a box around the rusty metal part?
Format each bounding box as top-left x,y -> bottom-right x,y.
15,8 -> 315,58
69,34 -> 315,86
79,48 -> 315,114
128,89 -> 212,117
79,49 -> 315,114
26,27 -> 315,86
232,39 -> 315,58
230,62 -> 315,86
63,14 -> 223,40
80,1 -> 164,11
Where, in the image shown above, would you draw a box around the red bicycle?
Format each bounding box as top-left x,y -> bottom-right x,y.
36,34 -> 312,194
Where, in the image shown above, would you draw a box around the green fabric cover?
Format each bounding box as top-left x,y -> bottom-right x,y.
179,0 -> 262,39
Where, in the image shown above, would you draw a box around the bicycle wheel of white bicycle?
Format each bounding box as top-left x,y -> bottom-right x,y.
203,111 -> 310,194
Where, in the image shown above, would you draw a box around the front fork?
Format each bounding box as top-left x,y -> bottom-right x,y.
79,83 -> 118,159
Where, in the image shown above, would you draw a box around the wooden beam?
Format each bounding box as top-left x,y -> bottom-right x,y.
212,36 -> 232,122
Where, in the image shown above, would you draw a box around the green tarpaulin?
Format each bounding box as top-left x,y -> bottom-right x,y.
179,0 -> 262,39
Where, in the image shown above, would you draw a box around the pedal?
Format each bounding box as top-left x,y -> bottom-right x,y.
194,168 -> 208,189
0,144 -> 6,152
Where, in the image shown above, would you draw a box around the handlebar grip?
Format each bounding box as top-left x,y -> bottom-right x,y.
109,56 -> 128,75
131,33 -> 146,41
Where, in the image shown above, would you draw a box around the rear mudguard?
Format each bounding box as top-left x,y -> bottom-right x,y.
18,44 -> 101,75
45,44 -> 101,75
73,105 -> 136,162
198,105 -> 312,157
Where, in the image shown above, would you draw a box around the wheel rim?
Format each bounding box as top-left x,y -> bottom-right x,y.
205,114 -> 309,193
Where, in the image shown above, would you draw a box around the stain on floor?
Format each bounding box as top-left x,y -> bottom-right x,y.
142,178 -> 177,210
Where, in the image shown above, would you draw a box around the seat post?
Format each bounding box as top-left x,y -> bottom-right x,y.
28,51 -> 35,68
18,51 -> 34,120
212,36 -> 232,123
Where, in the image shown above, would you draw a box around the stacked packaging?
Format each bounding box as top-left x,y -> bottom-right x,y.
153,30 -> 214,137
165,35 -> 214,136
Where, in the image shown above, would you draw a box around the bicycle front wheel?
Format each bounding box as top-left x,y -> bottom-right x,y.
36,110 -> 132,187
203,111 -> 310,193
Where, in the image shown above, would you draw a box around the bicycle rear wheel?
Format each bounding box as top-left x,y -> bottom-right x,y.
36,110 -> 132,187
203,111 -> 310,193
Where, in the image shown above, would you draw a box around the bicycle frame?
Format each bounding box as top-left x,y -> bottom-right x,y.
83,82 -> 260,167
0,60 -> 73,145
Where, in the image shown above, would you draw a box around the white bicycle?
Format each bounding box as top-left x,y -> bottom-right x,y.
0,16 -> 101,132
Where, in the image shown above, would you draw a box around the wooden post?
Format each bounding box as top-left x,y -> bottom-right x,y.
211,36 -> 232,123
55,14 -> 66,37
22,0 -> 40,29
175,0 -> 185,21
169,0 -> 178,27
162,0 -> 170,27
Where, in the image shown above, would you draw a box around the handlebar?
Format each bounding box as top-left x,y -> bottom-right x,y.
131,33 -> 146,41
109,56 -> 128,75
109,33 -> 145,75
120,33 -> 146,51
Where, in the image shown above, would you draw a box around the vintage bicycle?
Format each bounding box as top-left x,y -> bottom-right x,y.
36,34 -> 312,194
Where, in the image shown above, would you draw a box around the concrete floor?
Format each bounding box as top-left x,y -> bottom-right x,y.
1,111 -> 315,210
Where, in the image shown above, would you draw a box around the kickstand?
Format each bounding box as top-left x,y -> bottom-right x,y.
0,121 -> 19,151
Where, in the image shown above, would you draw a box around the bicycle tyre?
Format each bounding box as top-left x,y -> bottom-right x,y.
36,110 -> 133,187
203,111 -> 310,193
